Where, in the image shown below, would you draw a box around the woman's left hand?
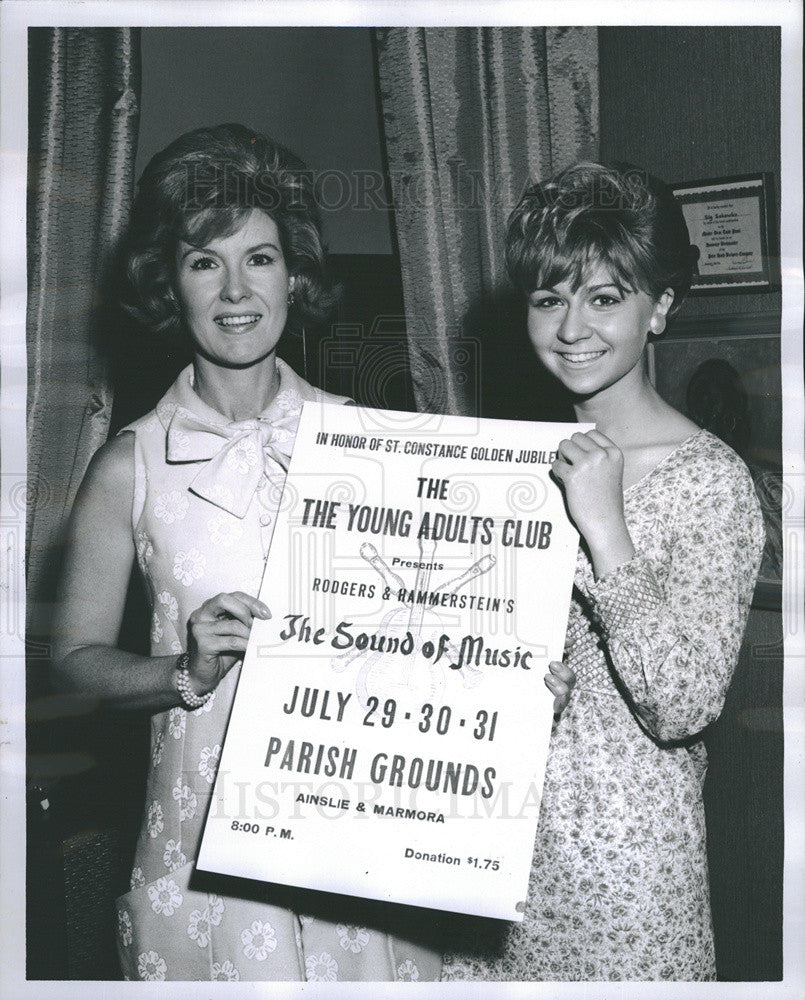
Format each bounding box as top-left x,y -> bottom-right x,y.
552,430 -> 635,577
545,660 -> 576,717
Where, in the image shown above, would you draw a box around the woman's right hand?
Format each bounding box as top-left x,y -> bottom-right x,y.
185,591 -> 271,697
544,660 -> 576,718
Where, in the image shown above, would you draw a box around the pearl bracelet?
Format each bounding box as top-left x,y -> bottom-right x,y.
175,652 -> 213,710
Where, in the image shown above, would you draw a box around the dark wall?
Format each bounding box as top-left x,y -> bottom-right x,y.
137,27 -> 393,256
599,26 -> 781,321
703,607 -> 784,981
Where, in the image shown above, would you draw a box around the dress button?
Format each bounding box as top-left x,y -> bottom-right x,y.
260,513 -> 273,526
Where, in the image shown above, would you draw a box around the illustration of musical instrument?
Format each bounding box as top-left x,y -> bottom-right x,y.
359,541 -> 406,594
433,554 -> 495,594
354,535 -> 443,709
330,542 -> 495,705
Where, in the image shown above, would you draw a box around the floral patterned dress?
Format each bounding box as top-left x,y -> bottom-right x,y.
441,429 -> 765,981
114,360 -> 442,982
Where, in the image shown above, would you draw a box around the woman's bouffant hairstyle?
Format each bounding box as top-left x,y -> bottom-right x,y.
506,162 -> 698,318
124,123 -> 339,333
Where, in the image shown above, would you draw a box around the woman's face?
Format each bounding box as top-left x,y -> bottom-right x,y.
174,209 -> 293,369
526,262 -> 673,400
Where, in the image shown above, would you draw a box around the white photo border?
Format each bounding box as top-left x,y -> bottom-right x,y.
1,3 -> 802,998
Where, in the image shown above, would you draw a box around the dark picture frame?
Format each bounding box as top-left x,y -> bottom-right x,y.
672,173 -> 778,294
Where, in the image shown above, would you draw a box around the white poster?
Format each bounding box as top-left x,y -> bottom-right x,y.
197,404 -> 589,920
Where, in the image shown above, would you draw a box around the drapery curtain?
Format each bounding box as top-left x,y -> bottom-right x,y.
26,28 -> 140,648
373,27 -> 599,416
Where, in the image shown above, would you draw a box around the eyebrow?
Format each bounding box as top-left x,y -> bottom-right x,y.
533,280 -> 628,294
179,241 -> 282,261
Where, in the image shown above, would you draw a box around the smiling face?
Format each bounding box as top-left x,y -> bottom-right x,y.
174,209 -> 293,369
526,262 -> 673,401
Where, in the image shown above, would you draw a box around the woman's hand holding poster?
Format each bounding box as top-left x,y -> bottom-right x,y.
198,404 -> 590,921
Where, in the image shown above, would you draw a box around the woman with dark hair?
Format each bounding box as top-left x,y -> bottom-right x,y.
442,163 -> 765,981
51,124 -> 445,982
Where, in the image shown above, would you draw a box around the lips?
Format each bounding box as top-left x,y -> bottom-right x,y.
215,313 -> 262,329
557,350 -> 606,365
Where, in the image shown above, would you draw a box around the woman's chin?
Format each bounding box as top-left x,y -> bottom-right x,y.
193,346 -> 279,371
551,370 -> 606,398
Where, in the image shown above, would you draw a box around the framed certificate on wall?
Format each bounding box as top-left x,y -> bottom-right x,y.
673,174 -> 778,294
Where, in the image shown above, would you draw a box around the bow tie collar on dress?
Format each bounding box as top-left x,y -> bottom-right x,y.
165,406 -> 300,518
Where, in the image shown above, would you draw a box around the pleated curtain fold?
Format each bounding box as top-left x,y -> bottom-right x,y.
26,27 -> 140,649
373,27 -> 599,416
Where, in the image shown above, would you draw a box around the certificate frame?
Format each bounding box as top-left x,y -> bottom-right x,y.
672,173 -> 779,294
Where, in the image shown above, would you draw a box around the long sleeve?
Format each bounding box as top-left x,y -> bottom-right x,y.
582,441 -> 765,744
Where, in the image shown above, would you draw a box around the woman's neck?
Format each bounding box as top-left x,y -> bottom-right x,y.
572,367 -> 662,450
191,355 -> 281,421
572,364 -> 701,490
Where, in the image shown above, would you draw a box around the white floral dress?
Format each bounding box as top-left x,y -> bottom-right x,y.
441,430 -> 765,981
115,360 -> 442,982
